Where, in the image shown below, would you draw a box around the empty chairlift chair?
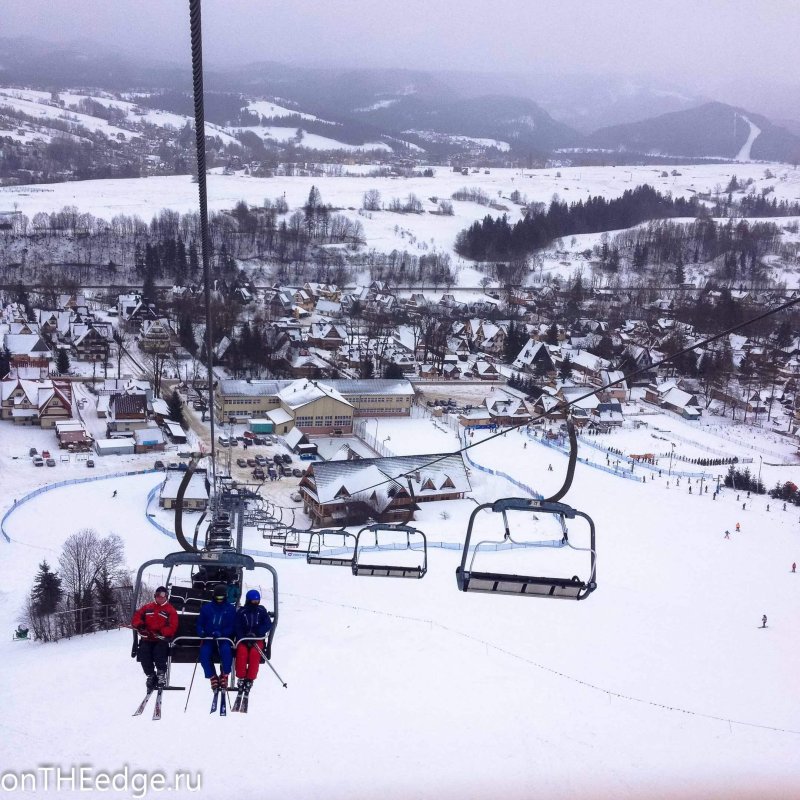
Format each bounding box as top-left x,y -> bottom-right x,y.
306,528 -> 357,567
456,498 -> 596,599
352,523 -> 428,578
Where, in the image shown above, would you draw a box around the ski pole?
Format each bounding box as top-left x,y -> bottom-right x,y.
254,643 -> 288,688
184,651 -> 200,712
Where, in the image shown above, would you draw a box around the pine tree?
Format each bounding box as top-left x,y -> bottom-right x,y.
0,345 -> 11,378
56,348 -> 70,375
674,255 -> 685,285
31,561 -> 62,615
558,354 -> 573,381
167,390 -> 184,424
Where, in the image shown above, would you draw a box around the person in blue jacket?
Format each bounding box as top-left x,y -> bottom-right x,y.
197,583 -> 237,690
234,589 -> 273,691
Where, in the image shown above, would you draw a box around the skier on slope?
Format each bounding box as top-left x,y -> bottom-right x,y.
197,583 -> 237,691
234,589 -> 273,695
131,586 -> 178,691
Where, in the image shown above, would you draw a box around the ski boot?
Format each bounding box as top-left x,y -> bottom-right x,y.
156,670 -> 167,689
146,673 -> 158,692
218,673 -> 230,690
209,674 -> 219,691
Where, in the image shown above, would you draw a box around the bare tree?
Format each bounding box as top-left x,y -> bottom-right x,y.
362,189 -> 381,211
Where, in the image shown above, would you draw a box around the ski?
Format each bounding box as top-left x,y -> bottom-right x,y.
133,690 -> 154,716
210,689 -> 219,714
220,690 -> 227,716
241,692 -> 250,714
232,687 -> 244,713
152,689 -> 163,721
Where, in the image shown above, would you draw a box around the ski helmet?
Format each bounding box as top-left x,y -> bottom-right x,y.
245,589 -> 261,603
212,584 -> 228,601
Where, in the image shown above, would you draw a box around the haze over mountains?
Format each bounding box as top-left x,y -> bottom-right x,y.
1,36 -> 799,164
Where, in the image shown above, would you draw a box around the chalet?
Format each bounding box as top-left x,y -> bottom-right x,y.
564,350 -> 612,384
308,322 -> 348,350
139,319 -> 173,353
644,381 -> 701,420
513,340 -> 556,375
471,360 -> 500,381
276,350 -> 335,379
108,392 -> 149,432
299,453 -> 470,526
0,377 -> 72,427
36,310 -> 72,339
315,299 -> 342,317
72,325 -> 110,361
3,333 -> 51,369
485,391 -> 531,425
599,369 -> 628,402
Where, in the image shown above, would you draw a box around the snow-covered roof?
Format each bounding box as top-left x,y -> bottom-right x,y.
278,379 -> 352,410
307,453 -> 470,505
161,470 -> 209,501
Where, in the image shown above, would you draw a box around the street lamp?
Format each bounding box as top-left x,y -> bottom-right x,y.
758,455 -> 763,491
668,442 -> 675,478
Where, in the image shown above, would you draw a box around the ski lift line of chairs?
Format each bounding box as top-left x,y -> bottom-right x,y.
307,528 -> 358,567
130,456 -> 281,690
456,497 -> 597,600
352,523 -> 428,579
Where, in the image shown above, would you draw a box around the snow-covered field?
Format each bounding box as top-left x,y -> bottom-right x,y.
2,162 -> 798,288
2,408 -> 799,799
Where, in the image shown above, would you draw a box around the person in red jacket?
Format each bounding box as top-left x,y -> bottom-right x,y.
131,586 -> 178,691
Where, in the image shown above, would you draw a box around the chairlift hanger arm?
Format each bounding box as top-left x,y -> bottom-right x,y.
544,419 -> 577,503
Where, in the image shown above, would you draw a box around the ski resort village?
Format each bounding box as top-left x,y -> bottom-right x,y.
2,4 -> 800,798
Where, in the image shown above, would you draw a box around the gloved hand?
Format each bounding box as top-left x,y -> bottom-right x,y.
137,624 -> 147,633
212,630 -> 221,638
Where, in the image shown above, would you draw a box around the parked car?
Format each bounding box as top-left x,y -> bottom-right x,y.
46,458 -> 56,467
246,458 -> 256,468
192,400 -> 207,410
29,447 -> 37,457
32,456 -> 44,467
273,454 -> 283,465
280,465 -> 292,477
267,468 -> 277,480
42,450 -> 51,459
292,468 -> 303,478
86,459 -> 95,468
281,454 -> 292,464
255,455 -> 268,466
252,468 -> 265,480
290,492 -> 302,502
236,458 -> 247,468
167,463 -> 181,470
253,436 -> 266,446
154,460 -> 165,470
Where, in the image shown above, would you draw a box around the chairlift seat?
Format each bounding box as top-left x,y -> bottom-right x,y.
456,568 -> 592,599
352,564 -> 426,579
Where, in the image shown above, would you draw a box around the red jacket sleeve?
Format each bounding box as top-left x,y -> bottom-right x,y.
131,605 -> 145,628
163,604 -> 179,638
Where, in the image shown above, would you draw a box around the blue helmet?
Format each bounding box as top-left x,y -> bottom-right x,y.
245,589 -> 261,603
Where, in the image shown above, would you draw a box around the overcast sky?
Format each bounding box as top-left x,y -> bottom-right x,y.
4,0 -> 799,86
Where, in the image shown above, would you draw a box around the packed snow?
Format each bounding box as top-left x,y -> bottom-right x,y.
2,406 -> 799,799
